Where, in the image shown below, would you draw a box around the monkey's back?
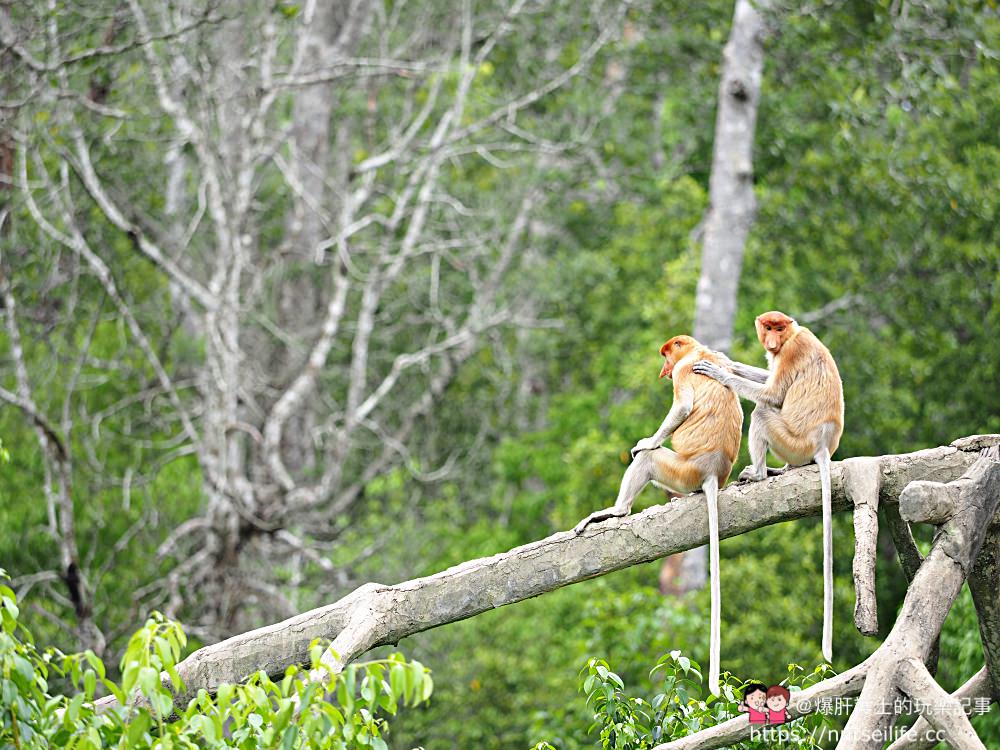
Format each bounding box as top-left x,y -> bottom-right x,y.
778,328 -> 844,452
670,349 -> 743,469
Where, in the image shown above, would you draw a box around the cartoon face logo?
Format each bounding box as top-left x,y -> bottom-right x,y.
766,692 -> 787,712
745,687 -> 767,712
739,682 -> 769,723
765,685 -> 791,725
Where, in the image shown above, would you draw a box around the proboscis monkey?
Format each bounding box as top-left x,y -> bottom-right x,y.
692,311 -> 844,662
575,335 -> 743,695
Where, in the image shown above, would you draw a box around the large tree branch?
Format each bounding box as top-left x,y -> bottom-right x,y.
837,445 -> 1000,749
968,518 -> 1000,701
656,443 -> 1000,750
895,658 -> 986,750
887,667 -> 992,750
93,435 -> 997,712
844,457 -> 882,637
884,492 -> 940,672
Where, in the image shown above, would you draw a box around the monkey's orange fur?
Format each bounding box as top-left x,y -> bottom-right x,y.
574,333 -> 740,694
751,312 -> 843,464
654,335 -> 743,491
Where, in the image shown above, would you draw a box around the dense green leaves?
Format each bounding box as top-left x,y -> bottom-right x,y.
381,3 -> 999,747
2,0 -> 998,748
0,577 -> 431,749
531,651 -> 833,749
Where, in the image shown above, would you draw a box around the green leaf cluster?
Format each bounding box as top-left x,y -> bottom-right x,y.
535,652 -> 834,750
0,574 -> 431,749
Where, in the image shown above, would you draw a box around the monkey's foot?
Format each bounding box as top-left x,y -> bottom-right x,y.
737,466 -> 768,483
766,465 -> 789,477
574,508 -> 627,534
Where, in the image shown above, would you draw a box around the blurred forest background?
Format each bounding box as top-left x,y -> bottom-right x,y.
1,0 -> 998,747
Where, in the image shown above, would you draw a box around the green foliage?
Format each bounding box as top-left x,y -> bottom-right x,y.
581,658 -> 655,750
0,575 -> 431,749
2,1 -> 998,748
533,652 -> 834,749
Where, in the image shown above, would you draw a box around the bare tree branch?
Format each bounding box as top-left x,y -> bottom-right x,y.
65,131 -> 217,311
887,668 -> 992,750
838,446 -> 1000,749
7,0 -> 629,638
843,457 -> 882,637
90,435 -> 997,711
896,658 -> 986,750
968,518 -> 1000,701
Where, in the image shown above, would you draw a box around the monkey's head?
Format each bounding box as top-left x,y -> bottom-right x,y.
658,335 -> 699,379
755,311 -> 797,355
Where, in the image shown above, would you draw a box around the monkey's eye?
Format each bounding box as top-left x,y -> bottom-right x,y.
775,326 -> 784,332
674,341 -> 682,348
764,325 -> 772,331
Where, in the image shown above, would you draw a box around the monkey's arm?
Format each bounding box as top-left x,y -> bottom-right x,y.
708,351 -> 770,384
691,361 -> 781,406
575,385 -> 695,534
630,384 -> 694,457
728,360 -> 770,384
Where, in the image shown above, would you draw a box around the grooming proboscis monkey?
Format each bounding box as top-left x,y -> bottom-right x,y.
693,311 -> 844,662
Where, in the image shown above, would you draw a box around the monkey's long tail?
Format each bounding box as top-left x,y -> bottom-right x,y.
817,450 -> 833,663
703,475 -> 721,695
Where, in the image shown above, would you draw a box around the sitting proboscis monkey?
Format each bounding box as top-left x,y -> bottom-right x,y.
575,335 -> 743,694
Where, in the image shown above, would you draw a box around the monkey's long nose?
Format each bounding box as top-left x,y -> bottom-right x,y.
659,361 -> 671,379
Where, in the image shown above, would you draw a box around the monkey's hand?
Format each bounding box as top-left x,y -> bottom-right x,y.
630,437 -> 661,458
692,360 -> 730,385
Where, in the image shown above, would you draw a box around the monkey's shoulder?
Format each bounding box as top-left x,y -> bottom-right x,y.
790,327 -> 840,362
782,334 -> 840,375
673,349 -> 727,380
